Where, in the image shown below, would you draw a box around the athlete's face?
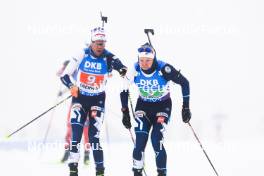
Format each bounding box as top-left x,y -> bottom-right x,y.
139,57 -> 154,70
91,40 -> 105,56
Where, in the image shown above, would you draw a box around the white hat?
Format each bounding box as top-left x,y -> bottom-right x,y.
138,52 -> 155,59
137,43 -> 155,59
91,27 -> 106,42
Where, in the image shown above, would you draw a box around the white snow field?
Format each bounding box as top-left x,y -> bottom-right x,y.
1,0 -> 264,175
1,137 -> 264,175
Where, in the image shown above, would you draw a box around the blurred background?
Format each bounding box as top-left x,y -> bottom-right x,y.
1,0 -> 264,175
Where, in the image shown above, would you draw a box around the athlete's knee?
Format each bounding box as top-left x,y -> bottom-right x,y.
156,112 -> 169,124
70,103 -> 86,125
134,110 -> 149,132
153,112 -> 169,139
90,106 -> 104,118
90,106 -> 104,124
89,106 -> 104,130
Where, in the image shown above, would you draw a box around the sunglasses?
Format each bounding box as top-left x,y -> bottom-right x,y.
92,41 -> 105,46
92,27 -> 104,32
138,46 -> 153,53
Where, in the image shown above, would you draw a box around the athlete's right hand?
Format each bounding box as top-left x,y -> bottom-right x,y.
70,85 -> 79,98
121,107 -> 131,129
118,67 -> 127,77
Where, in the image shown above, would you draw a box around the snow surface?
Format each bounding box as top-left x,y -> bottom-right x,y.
1,138 -> 264,176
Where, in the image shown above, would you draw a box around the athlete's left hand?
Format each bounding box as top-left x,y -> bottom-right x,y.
70,85 -> 79,98
182,103 -> 191,123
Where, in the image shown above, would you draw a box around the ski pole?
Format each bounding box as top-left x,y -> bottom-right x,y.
105,108 -> 136,144
188,122 -> 219,176
39,87 -> 66,157
106,109 -> 147,175
125,79 -> 138,145
128,92 -> 136,117
100,11 -> 111,149
128,128 -> 135,144
6,95 -> 72,138
128,92 -> 148,176
104,110 -> 111,156
42,87 -> 67,144
144,29 -> 154,46
100,11 -> 108,27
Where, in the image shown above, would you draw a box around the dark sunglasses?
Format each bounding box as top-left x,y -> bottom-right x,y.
92,27 -> 104,32
92,42 -> 105,46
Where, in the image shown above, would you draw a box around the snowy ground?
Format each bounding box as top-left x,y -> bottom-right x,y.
1,138 -> 263,176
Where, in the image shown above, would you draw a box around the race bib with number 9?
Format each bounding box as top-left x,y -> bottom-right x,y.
79,72 -> 105,87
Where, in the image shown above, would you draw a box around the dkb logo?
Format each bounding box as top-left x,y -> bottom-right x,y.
139,79 -> 159,86
84,61 -> 102,70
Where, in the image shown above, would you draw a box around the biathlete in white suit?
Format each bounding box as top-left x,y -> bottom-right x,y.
60,27 -> 127,176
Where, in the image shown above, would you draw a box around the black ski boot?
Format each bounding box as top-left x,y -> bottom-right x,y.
69,163 -> 78,176
61,149 -> 70,163
84,150 -> 90,165
133,168 -> 143,176
157,170 -> 166,176
96,168 -> 104,176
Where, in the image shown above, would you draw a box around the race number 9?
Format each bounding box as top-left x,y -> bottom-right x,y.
87,75 -> 96,84
79,72 -> 105,86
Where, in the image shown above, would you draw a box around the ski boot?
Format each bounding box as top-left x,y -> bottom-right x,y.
69,163 -> 78,176
61,149 -> 70,163
84,150 -> 90,165
133,168 -> 143,176
157,170 -> 166,176
96,168 -> 105,176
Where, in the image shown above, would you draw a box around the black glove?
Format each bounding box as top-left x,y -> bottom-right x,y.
121,107 -> 131,129
118,67 -> 127,77
182,102 -> 191,123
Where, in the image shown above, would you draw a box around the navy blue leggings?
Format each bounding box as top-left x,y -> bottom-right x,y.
133,98 -> 172,174
70,93 -> 105,170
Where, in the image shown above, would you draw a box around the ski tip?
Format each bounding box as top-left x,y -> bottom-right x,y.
4,135 -> 10,139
